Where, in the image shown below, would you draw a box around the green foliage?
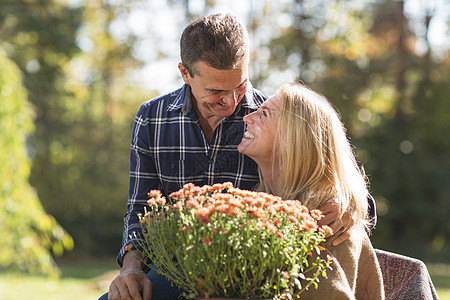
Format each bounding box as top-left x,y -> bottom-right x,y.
260,0 -> 450,261
0,50 -> 73,277
0,0 -> 151,255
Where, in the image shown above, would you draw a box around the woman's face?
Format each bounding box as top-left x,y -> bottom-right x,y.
238,93 -> 282,166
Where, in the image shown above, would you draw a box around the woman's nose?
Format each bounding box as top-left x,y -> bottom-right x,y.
243,111 -> 256,124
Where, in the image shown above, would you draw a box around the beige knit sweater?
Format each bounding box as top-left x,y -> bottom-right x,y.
299,224 -> 385,299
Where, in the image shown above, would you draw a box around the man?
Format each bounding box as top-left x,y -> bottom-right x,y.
102,13 -> 370,300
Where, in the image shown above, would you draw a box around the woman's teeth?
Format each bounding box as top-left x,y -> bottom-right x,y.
244,131 -> 254,139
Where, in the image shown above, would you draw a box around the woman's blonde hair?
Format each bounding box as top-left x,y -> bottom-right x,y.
261,83 -> 369,226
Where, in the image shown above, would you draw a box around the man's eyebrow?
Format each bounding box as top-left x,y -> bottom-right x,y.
206,79 -> 247,93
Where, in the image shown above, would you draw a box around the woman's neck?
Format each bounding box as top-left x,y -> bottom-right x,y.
258,162 -> 279,196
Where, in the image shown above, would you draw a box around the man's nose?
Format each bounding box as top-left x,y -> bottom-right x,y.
222,90 -> 239,105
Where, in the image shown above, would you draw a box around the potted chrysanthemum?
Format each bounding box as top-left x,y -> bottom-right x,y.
133,182 -> 333,299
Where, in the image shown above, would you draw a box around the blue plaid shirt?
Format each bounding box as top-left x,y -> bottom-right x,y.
118,84 -> 267,266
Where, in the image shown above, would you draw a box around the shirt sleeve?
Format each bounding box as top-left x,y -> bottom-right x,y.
117,104 -> 160,267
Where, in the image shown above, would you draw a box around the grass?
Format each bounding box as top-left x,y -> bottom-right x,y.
0,257 -> 119,300
0,258 -> 449,300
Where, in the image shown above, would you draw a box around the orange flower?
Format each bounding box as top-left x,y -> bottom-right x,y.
310,209 -> 324,221
300,219 -> 318,231
194,195 -> 206,203
228,198 -> 244,208
266,222 -> 278,234
282,271 -> 290,279
124,244 -> 133,252
248,207 -> 265,219
148,190 -> 162,198
186,199 -> 201,209
223,182 -> 233,189
183,182 -> 195,191
156,197 -> 166,205
172,201 -> 184,210
227,206 -> 242,217
319,225 -> 334,236
196,207 -> 212,217
214,204 -> 230,214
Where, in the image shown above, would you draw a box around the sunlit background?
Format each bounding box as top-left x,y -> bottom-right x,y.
1,0 -> 449,298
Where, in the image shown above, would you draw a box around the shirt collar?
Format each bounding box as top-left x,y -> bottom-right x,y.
166,84 -> 190,112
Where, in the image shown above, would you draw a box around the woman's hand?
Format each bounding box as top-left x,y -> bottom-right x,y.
318,200 -> 356,246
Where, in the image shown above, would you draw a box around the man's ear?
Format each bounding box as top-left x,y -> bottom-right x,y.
178,63 -> 191,84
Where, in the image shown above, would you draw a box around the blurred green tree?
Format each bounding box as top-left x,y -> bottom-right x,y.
259,0 -> 449,260
0,0 -> 152,255
0,50 -> 73,277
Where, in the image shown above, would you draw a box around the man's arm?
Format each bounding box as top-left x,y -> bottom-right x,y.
117,105 -> 160,267
318,194 -> 377,246
111,104 -> 160,299
108,251 -> 152,300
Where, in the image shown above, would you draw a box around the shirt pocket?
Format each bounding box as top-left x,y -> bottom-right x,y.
158,159 -> 207,194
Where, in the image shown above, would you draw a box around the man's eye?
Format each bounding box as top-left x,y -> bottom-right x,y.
261,111 -> 267,118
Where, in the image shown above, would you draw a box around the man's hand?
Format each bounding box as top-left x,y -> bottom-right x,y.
318,200 -> 356,246
108,250 -> 152,300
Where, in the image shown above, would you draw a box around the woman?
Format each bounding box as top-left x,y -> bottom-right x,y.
238,83 -> 384,299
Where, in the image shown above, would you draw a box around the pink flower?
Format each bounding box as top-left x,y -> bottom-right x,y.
181,226 -> 188,231
282,271 -> 290,279
274,220 -> 282,228
202,237 -> 212,245
277,231 -> 286,239
199,216 -> 211,224
288,215 -> 299,225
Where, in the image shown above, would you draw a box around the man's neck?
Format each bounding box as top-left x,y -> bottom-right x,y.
197,114 -> 223,143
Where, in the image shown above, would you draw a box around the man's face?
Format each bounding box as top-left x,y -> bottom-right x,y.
179,57 -> 249,120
